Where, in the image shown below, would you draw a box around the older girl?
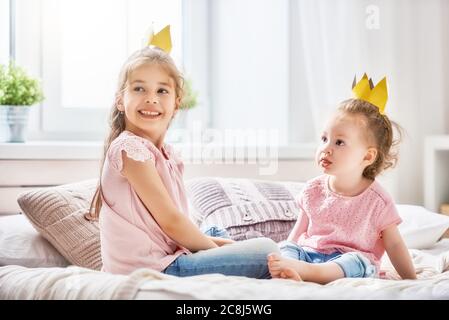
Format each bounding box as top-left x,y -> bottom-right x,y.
90,46 -> 278,277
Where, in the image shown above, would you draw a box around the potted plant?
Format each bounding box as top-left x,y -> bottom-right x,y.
0,62 -> 44,142
167,78 -> 198,142
180,78 -> 198,111
172,77 -> 198,129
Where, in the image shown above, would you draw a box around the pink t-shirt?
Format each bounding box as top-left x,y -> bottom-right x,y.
288,175 -> 402,268
99,130 -> 190,275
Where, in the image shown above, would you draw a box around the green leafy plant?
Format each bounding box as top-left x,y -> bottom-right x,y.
180,78 -> 198,110
0,62 -> 44,106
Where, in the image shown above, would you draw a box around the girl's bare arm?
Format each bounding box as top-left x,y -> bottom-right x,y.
382,225 -> 416,279
122,152 -> 218,252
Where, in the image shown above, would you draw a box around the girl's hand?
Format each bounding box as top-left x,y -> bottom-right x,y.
209,236 -> 235,247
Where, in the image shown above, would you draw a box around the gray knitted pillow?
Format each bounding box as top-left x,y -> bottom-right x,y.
185,177 -> 304,242
17,180 -> 101,270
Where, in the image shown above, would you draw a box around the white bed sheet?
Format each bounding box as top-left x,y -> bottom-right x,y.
134,239 -> 449,300
1,239 -> 449,300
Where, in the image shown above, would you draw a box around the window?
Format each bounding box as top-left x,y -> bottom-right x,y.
183,0 -> 314,147
14,0 -> 315,145
16,0 -> 183,139
209,0 -> 290,145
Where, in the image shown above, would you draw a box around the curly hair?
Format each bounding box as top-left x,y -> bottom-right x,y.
337,98 -> 403,180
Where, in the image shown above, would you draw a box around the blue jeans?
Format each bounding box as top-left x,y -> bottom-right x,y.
163,226 -> 279,279
279,241 -> 377,278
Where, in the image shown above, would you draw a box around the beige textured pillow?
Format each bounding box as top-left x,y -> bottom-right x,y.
17,179 -> 102,270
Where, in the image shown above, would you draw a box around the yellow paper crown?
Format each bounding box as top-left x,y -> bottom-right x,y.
147,24 -> 172,54
352,73 -> 388,114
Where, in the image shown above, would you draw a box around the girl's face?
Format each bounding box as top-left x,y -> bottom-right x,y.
315,112 -> 377,179
117,63 -> 180,147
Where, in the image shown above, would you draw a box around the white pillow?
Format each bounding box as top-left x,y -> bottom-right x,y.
396,205 -> 449,249
0,214 -> 70,267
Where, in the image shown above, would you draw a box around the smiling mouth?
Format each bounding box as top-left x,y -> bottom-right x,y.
138,110 -> 162,119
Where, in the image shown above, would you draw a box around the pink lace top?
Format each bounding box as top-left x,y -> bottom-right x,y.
288,175 -> 402,269
99,130 -> 189,275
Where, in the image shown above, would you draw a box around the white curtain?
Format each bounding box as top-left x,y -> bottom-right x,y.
292,0 -> 449,204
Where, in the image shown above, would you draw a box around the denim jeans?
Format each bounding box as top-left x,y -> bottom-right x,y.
163,226 -> 279,279
279,241 -> 377,278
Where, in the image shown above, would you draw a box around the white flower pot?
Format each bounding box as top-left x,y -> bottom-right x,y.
0,106 -> 31,143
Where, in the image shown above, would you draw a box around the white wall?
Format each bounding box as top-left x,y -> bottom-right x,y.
387,0 -> 449,205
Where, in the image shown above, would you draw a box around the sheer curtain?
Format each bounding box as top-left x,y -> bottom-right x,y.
291,0 -> 396,137
292,0 -> 449,204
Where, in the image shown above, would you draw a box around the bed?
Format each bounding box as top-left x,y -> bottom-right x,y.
1,178 -> 449,300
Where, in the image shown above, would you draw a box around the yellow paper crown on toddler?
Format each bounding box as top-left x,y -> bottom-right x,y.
147,24 -> 172,54
352,73 -> 388,114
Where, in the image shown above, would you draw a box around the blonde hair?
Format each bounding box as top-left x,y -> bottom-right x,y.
87,47 -> 184,220
337,98 -> 403,180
